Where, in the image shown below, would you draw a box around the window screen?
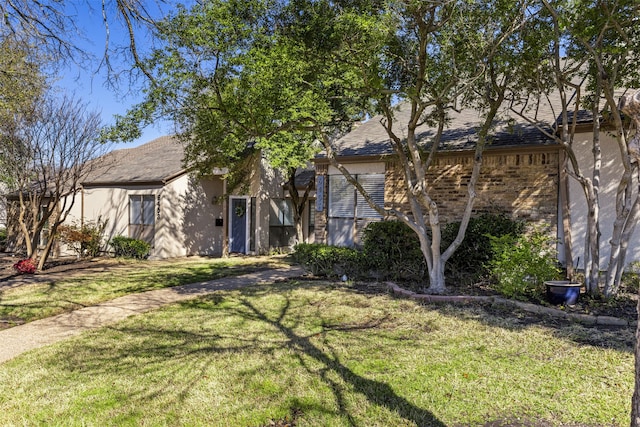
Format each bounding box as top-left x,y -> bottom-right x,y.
356,174 -> 384,219
328,175 -> 355,218
327,173 -> 384,247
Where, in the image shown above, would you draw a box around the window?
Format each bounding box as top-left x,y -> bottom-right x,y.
269,198 -> 296,248
328,173 -> 384,247
129,195 -> 155,245
308,199 -> 315,236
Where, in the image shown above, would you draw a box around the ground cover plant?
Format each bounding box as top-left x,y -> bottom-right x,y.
0,279 -> 632,426
0,256 -> 290,327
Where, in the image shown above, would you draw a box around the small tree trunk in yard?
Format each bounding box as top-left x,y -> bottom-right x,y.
294,220 -> 304,245
428,259 -> 447,294
286,167 -> 314,245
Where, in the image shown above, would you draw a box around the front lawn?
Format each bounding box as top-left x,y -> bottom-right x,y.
0,256 -> 290,327
0,279 -> 632,426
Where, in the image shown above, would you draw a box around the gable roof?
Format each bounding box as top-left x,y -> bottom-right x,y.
82,136 -> 188,186
326,101 -> 559,159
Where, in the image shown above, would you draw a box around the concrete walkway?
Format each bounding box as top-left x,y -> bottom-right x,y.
0,266 -> 305,364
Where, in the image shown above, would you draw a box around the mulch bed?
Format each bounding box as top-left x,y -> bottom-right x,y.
353,277 -> 638,324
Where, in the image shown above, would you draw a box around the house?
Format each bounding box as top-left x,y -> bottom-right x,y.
313,100 -> 640,271
7,136 -> 315,259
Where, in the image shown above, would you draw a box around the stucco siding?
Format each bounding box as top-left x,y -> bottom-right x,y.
249,157 -> 288,254
160,175 -> 224,258
568,132 -> 640,270
80,185 -> 159,256
76,174 -> 224,259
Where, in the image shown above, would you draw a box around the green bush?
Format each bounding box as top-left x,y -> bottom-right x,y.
361,221 -> 426,281
293,243 -> 364,278
0,227 -> 6,251
487,228 -> 561,300
442,213 -> 525,281
110,236 -> 151,260
621,261 -> 640,294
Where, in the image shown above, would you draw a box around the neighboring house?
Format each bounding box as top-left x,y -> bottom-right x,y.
5,136 -> 316,259
313,100 -> 640,270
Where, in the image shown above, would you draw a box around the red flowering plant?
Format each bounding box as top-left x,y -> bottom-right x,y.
13,258 -> 37,274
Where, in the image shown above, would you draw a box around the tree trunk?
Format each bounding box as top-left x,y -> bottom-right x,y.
17,193 -> 35,258
632,293 -> 640,427
604,89 -> 640,297
583,188 -> 601,296
286,166 -> 313,246
585,79 -> 602,296
425,215 -> 446,294
604,193 -> 640,297
294,219 -> 304,245
428,260 -> 447,294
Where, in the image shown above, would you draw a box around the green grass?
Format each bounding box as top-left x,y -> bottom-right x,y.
0,256 -> 290,325
0,280 -> 633,426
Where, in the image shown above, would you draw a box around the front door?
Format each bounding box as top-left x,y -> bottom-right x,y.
230,197 -> 247,253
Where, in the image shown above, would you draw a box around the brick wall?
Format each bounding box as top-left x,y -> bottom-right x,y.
386,148 -> 560,226
315,146 -> 560,244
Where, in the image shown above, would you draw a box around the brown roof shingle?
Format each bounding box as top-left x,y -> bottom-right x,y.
326,101 -> 558,158
83,136 -> 187,185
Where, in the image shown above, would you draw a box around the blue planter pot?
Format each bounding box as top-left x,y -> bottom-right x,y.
545,281 -> 582,305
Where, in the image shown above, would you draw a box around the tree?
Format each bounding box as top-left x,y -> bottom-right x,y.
1,94 -> 107,270
103,0 -> 369,247
621,89 -> 640,427
316,0 -> 548,293
511,0 -> 640,298
108,0 -> 548,293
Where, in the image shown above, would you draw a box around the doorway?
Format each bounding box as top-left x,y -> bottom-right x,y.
229,197 -> 248,253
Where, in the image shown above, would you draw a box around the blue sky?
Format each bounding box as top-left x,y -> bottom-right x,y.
59,3 -> 175,148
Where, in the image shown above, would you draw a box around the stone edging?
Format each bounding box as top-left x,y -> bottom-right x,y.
385,282 -> 634,328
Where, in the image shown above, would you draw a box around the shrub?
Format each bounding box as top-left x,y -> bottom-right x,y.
58,218 -> 107,258
293,243 -> 364,278
621,261 -> 640,294
0,227 -> 6,251
487,228 -> 561,300
13,258 -> 37,274
110,236 -> 151,259
442,213 -> 525,281
361,221 -> 426,281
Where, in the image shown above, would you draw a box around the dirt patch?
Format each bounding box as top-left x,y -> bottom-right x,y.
0,255 -> 133,288
0,315 -> 25,331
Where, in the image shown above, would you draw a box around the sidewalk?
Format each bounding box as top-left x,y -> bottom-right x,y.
0,266 -> 305,364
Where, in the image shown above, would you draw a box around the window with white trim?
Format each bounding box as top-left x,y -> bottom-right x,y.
129,195 -> 155,245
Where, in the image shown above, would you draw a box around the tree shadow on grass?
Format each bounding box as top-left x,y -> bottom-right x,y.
426,299 -> 635,353
346,279 -> 635,353
45,284 -> 445,426
235,296 -> 445,427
